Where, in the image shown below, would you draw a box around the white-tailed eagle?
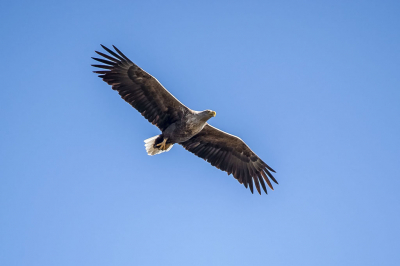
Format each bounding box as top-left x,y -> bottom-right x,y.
92,45 -> 278,194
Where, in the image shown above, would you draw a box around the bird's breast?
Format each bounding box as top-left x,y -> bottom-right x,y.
164,119 -> 206,143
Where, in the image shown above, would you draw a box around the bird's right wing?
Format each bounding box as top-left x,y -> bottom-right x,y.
92,45 -> 189,131
181,124 -> 277,194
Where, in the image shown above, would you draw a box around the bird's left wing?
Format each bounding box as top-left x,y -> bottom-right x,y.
180,124 -> 277,194
92,45 -> 189,131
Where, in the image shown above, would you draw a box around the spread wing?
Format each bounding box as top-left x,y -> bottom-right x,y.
92,45 -> 189,131
181,124 -> 277,194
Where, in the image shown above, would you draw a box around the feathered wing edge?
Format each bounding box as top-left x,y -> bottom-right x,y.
181,125 -> 277,195
91,45 -> 189,132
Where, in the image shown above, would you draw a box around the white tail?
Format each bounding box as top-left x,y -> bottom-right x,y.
144,135 -> 174,156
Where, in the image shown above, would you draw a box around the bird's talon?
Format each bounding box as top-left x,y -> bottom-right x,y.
156,138 -> 168,150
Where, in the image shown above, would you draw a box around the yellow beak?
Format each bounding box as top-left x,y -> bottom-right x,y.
211,111 -> 216,117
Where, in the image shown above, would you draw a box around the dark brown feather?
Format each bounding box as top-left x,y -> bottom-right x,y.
257,172 -> 268,194
92,57 -> 117,66
95,51 -> 120,62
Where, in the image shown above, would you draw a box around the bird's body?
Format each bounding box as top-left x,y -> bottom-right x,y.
163,110 -> 215,143
92,45 -> 278,194
145,109 -> 215,155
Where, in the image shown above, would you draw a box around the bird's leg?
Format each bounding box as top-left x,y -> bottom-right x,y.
156,138 -> 168,150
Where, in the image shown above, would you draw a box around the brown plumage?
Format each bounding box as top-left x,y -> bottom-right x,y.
181,125 -> 277,194
92,45 -> 277,194
92,45 -> 187,132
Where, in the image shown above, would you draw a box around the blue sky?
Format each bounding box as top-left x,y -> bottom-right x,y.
1,0 -> 399,265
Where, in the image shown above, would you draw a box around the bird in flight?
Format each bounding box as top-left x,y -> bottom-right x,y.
92,45 -> 277,194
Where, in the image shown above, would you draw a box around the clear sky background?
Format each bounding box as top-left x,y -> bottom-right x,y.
1,0 -> 399,265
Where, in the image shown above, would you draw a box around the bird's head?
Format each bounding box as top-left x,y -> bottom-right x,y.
197,109 -> 216,122
206,109 -> 216,118
194,110 -> 217,122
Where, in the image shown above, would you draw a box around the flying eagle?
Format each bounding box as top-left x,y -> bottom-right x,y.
92,45 -> 278,194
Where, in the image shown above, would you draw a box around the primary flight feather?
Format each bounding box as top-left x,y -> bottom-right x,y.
92,45 -> 277,194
